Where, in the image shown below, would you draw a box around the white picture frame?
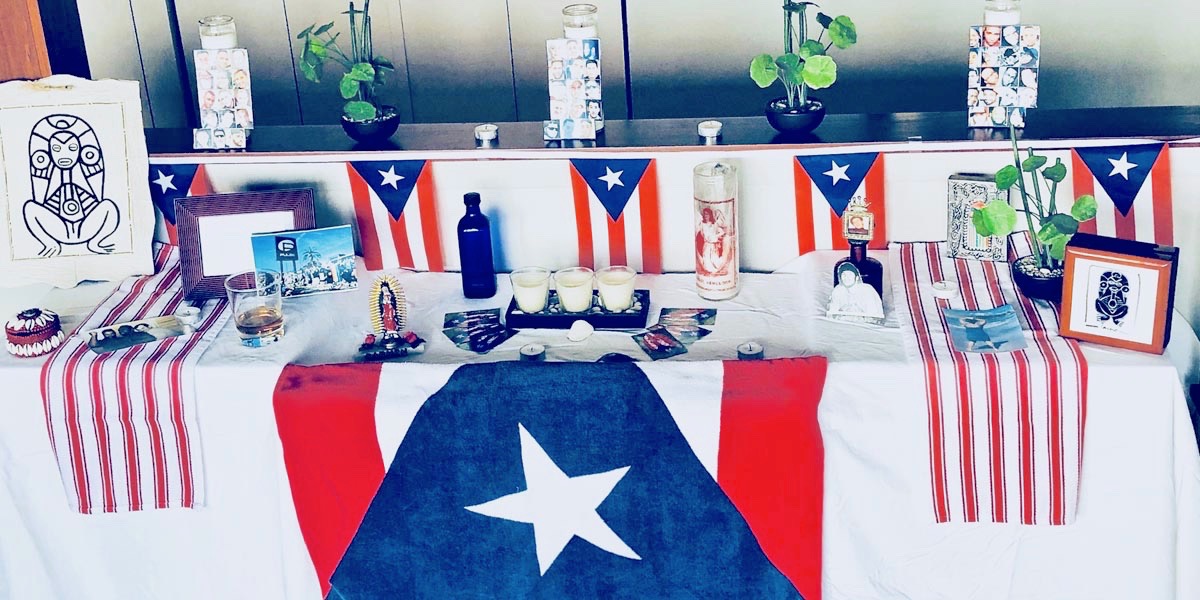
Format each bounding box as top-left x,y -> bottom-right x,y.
0,75 -> 154,287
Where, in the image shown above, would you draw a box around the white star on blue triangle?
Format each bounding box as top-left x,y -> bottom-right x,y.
1074,144 -> 1162,216
570,159 -> 653,221
796,153 -> 881,217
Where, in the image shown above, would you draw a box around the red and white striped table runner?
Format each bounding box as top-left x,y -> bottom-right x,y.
40,245 -> 230,513
891,239 -> 1089,526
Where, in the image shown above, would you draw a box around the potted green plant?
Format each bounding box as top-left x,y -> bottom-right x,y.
972,125 -> 1098,301
296,1 -> 398,143
749,0 -> 857,134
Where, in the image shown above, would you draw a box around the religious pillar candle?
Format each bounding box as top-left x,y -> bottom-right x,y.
693,161 -> 740,300
554,267 -> 595,313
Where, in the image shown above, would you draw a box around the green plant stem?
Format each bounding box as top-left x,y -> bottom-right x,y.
1048,180 -> 1058,217
797,3 -> 808,107
1010,130 -> 1045,267
783,0 -> 794,54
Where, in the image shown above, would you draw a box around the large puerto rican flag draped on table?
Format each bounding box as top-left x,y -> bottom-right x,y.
273,358 -> 826,599
793,152 -> 886,254
569,158 -> 663,273
892,240 -> 1088,526
347,160 -> 445,272
148,163 -> 212,245
1072,143 -> 1173,245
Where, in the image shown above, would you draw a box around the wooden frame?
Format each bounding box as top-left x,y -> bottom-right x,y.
1060,233 -> 1178,354
176,189 -> 315,300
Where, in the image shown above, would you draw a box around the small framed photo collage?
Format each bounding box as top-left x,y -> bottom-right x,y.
193,48 -> 254,149
967,24 -> 1039,128
544,37 -> 602,141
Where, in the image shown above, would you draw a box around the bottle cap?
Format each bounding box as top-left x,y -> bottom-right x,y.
464,192 -> 481,205
737,341 -> 764,360
474,123 -> 498,142
697,120 -> 723,138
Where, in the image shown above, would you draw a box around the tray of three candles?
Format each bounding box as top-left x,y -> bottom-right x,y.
504,289 -> 651,329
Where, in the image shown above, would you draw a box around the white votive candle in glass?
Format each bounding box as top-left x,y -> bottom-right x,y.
510,267 -> 551,313
596,265 -> 636,311
199,15 -> 238,49
554,267 -> 594,312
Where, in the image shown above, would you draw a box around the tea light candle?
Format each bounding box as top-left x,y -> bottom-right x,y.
554,267 -> 594,313
198,15 -> 238,50
510,267 -> 551,313
596,265 -> 636,311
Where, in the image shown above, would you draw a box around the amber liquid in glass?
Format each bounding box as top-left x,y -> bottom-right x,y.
235,306 -> 284,337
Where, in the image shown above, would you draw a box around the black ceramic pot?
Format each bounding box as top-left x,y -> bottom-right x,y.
765,97 -> 826,134
1011,255 -> 1064,302
341,106 -> 400,144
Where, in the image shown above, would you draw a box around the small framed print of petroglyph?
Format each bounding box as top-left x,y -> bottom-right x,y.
0,75 -> 154,287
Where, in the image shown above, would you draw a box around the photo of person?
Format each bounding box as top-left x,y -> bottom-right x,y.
1018,47 -> 1039,67
695,206 -> 733,276
565,39 -> 581,58
197,70 -> 213,90
548,60 -> 565,81
979,88 -> 999,106
201,110 -> 219,129
550,99 -> 567,120
1017,87 -> 1037,107
990,105 -> 1008,126
1020,25 -> 1040,48
576,119 -> 596,139
193,129 -> 212,149
549,81 -> 567,100
844,212 -> 873,239
212,128 -> 228,148
586,99 -> 603,120
1020,68 -> 1038,89
582,38 -> 599,60
1008,107 -> 1026,127
968,69 -> 981,88
195,50 -> 211,71
235,88 -> 251,107
968,88 -> 979,106
1000,66 -> 1018,87
1001,47 -> 1020,67
232,48 -> 249,70
216,49 -> 232,69
969,26 -> 981,47
566,58 -> 585,79
568,79 -> 584,98
547,40 -> 563,61
944,305 -> 1026,353
228,128 -> 247,148
969,107 -> 992,127
584,80 -> 601,99
981,26 -> 1002,47
235,107 -> 253,128
998,87 -> 1018,107
982,47 -> 1001,67
543,120 -> 561,140
232,69 -> 250,90
1002,25 -> 1020,47
218,110 -> 235,129
570,101 -> 586,119
584,59 -> 600,80
826,263 -> 884,324
211,69 -> 230,89
561,118 -> 577,138
217,89 -> 235,110
200,90 -> 216,111
968,49 -> 982,68
980,67 -> 1000,87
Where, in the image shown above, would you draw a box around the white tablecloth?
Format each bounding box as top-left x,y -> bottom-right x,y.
1,252 -> 1198,599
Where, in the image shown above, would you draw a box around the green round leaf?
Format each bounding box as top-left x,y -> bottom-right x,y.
994,164 -> 1020,190
801,55 -> 837,89
299,59 -> 321,83
1046,213 -> 1079,236
1042,159 -> 1067,183
339,75 -> 360,99
346,62 -> 376,82
972,199 -> 1017,237
343,100 -> 377,121
1048,236 -> 1070,261
313,22 -> 335,36
816,12 -> 833,28
1071,194 -> 1098,221
372,56 -> 395,70
798,40 -> 825,59
296,25 -> 314,39
750,54 -> 779,88
828,16 -> 858,49
1021,155 -> 1047,172
306,38 -> 328,59
775,53 -> 805,86
1036,222 -> 1062,244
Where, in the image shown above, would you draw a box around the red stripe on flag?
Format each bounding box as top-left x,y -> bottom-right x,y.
1114,203 -> 1137,241
274,363 -> 387,598
829,207 -> 848,252
607,213 -> 627,267
867,158 -> 887,250
347,165 -> 384,271
1072,152 -> 1097,237
1150,145 -> 1174,245
415,164 -> 445,272
391,213 -> 415,270
717,357 -> 828,600
570,166 -> 595,269
900,244 -> 951,522
638,161 -> 663,274
793,161 -> 816,255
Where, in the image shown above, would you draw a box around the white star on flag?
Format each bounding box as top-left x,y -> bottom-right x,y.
153,170 -> 177,193
379,165 -> 405,189
1107,152 -> 1138,180
823,161 -> 851,185
465,423 -> 641,576
598,167 -> 625,191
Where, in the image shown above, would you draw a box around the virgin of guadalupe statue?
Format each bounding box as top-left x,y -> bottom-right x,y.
369,275 -> 407,337
23,114 -> 120,257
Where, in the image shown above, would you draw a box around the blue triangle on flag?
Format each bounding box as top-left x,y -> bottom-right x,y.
148,164 -> 199,225
795,153 -> 880,217
350,160 -> 426,220
1074,145 -> 1162,216
570,159 -> 652,221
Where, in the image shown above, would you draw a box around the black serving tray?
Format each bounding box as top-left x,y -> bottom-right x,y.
504,289 -> 650,329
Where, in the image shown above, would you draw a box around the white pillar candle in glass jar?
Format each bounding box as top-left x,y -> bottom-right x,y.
562,4 -> 598,39
199,15 -> 238,50
554,267 -> 594,313
510,267 -> 551,313
596,265 -> 636,311
983,0 -> 1021,25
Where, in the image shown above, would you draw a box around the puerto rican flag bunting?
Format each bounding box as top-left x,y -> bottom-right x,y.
40,245 -> 230,513
148,164 -> 212,245
348,160 -> 445,272
569,158 -> 663,273
273,358 -> 826,598
1071,143 -> 1173,245
892,240 -> 1088,526
793,152 -> 886,254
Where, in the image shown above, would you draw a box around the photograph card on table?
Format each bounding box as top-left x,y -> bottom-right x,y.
250,225 -> 359,298
967,25 -> 1039,128
943,305 -> 1027,354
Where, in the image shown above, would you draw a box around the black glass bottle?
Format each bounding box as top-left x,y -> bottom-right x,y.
457,192 -> 497,298
834,240 -> 884,299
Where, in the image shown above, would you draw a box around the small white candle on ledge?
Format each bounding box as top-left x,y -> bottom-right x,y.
597,265 -> 636,312
511,267 -> 551,313
199,15 -> 238,50
554,267 -> 594,313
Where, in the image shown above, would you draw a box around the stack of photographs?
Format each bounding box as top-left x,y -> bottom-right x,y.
442,309 -> 516,354
967,24 -> 1039,128
544,37 -> 602,141
193,48 -> 254,149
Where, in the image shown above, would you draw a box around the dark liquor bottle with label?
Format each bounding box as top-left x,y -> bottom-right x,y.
833,197 -> 884,298
457,192 -> 497,298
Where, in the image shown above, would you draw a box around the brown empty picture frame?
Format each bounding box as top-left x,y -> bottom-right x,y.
1060,233 -> 1178,354
176,189 -> 316,301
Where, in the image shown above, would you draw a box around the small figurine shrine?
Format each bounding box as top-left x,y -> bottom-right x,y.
828,197 -> 885,324
356,275 -> 426,362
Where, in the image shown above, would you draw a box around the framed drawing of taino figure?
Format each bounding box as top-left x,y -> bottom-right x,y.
0,75 -> 154,287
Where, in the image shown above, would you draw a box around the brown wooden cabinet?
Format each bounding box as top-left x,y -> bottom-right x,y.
0,0 -> 51,81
